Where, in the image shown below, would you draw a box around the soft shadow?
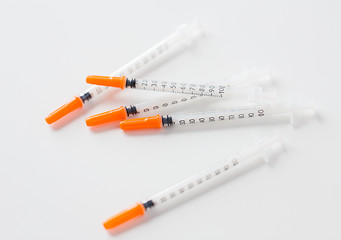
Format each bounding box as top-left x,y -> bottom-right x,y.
122,128 -> 167,136
50,107 -> 87,130
106,214 -> 152,236
88,122 -> 121,133
121,117 -> 295,137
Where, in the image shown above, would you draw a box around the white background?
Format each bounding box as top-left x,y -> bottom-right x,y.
1,0 -> 341,239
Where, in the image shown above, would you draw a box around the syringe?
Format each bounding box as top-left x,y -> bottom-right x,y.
85,68 -> 274,126
45,22 -> 202,124
86,75 -> 256,98
103,135 -> 283,230
119,100 -> 315,130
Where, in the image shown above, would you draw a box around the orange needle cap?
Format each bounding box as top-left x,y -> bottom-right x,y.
103,203 -> 145,230
45,96 -> 83,124
120,115 -> 162,130
86,75 -> 126,89
85,106 -> 128,126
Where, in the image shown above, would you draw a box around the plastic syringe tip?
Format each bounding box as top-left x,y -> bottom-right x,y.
86,106 -> 128,126
45,96 -> 83,124
103,203 -> 145,230
120,115 -> 162,130
86,75 -> 126,89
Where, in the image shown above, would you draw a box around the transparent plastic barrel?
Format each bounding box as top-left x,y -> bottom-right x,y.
134,79 -> 227,97
170,100 -> 315,127
146,135 -> 282,208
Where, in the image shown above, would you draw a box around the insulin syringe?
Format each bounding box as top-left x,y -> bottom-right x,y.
85,68 -> 273,126
119,100 -> 315,130
103,135 -> 283,230
45,23 -> 202,124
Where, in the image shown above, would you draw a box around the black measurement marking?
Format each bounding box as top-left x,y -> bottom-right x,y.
135,81 -> 223,97
96,87 -> 102,94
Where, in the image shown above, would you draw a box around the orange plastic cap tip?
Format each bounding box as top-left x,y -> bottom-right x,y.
103,203 -> 145,230
86,75 -> 126,89
86,106 -> 127,126
120,115 -> 162,130
45,96 -> 83,124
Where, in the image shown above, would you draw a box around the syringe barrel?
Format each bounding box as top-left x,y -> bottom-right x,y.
132,78 -> 275,98
82,23 -> 202,101
145,135 -> 282,208
170,101 -> 314,127
133,79 -> 228,97
171,105 -> 268,126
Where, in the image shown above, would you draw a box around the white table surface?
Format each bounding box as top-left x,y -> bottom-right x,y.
1,0 -> 340,239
